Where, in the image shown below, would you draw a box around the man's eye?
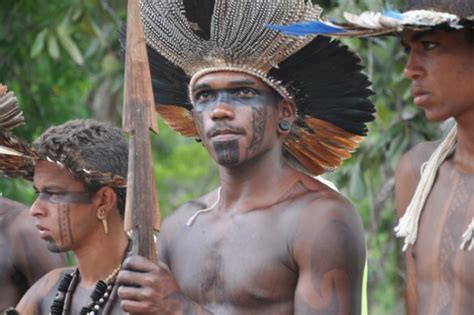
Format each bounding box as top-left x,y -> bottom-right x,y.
236,88 -> 257,97
195,91 -> 214,102
421,41 -> 439,50
37,191 -> 62,201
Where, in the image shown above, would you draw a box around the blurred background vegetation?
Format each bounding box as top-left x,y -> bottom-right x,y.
0,0 -> 446,313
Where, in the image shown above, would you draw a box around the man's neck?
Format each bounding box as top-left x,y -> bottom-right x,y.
217,146 -> 301,213
73,214 -> 129,288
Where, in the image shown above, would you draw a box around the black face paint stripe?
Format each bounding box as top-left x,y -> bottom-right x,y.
214,139 -> 240,165
38,191 -> 93,204
66,204 -> 74,244
246,105 -> 266,156
57,205 -> 65,245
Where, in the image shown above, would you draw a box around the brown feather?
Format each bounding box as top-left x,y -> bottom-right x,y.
155,105 -> 198,137
0,84 -> 24,130
283,118 -> 363,175
0,84 -> 34,179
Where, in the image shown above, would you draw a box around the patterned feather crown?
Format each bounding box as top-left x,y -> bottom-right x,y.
139,0 -> 376,175
141,0 -> 320,97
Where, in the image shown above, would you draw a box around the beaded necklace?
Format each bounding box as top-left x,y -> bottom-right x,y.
50,265 -> 121,315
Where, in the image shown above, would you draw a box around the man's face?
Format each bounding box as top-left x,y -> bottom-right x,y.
191,72 -> 282,167
401,29 -> 474,121
30,160 -> 99,253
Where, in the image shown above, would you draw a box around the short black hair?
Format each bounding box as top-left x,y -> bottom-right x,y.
33,119 -> 128,218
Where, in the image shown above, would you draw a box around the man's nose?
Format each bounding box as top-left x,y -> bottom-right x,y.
210,100 -> 235,121
30,198 -> 47,217
404,52 -> 424,80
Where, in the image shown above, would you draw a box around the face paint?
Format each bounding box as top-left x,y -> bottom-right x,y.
193,111 -> 205,137
37,191 -> 93,204
191,72 -> 282,166
246,104 -> 267,156
45,204 -> 75,252
213,139 -> 240,165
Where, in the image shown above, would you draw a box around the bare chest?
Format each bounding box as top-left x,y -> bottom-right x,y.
414,166 -> 474,312
168,208 -> 298,308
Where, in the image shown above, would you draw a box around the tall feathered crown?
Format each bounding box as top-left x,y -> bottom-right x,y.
139,0 -> 375,175
0,84 -> 126,187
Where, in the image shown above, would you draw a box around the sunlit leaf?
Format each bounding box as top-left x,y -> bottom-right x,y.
47,33 -> 60,60
30,29 -> 48,58
57,26 -> 84,65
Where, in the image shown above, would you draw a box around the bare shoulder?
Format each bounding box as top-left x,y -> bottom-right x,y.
0,197 -> 27,213
158,189 -> 219,263
160,189 -> 218,233
0,197 -> 26,226
397,140 -> 441,181
16,267 -> 72,312
293,177 -> 365,262
395,140 -> 441,217
299,174 -> 363,229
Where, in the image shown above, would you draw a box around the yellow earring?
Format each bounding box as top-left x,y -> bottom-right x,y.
97,207 -> 108,234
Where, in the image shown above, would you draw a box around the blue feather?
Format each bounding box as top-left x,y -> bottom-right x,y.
266,21 -> 347,36
383,9 -> 402,19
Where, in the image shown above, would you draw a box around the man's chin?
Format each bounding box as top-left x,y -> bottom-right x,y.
44,237 -> 66,253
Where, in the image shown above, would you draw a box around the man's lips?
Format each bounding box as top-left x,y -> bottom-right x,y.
35,224 -> 51,238
411,87 -> 430,105
208,128 -> 244,140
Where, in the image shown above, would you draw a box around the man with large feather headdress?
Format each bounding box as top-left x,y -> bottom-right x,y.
271,0 -> 474,313
116,0 -> 375,314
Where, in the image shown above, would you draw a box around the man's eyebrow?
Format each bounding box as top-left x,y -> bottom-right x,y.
192,83 -> 212,92
226,80 -> 258,87
193,80 -> 258,92
411,30 -> 436,42
38,185 -> 63,191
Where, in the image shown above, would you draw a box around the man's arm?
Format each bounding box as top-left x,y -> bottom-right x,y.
394,151 -> 421,315
9,208 -> 67,284
292,197 -> 366,315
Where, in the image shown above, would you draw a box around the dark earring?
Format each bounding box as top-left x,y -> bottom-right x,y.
278,120 -> 291,132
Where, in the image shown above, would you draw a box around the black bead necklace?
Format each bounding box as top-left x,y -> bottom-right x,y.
50,265 -> 121,315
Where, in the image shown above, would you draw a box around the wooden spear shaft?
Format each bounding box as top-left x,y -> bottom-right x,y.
122,0 -> 160,263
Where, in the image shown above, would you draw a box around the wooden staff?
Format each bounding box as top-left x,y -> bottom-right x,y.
122,0 -> 160,263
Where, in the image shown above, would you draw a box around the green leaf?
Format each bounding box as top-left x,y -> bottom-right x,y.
57,26 -> 84,65
30,29 -> 48,58
47,33 -> 60,60
101,53 -> 120,75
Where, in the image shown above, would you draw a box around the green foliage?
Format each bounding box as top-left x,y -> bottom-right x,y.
1,1 -> 445,313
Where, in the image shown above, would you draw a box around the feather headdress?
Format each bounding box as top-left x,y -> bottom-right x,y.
0,84 -> 35,179
0,84 -> 126,188
267,1 -> 474,37
138,0 -> 375,175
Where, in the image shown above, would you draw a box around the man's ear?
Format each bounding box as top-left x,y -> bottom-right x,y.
277,98 -> 296,135
279,98 -> 296,122
93,186 -> 117,216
